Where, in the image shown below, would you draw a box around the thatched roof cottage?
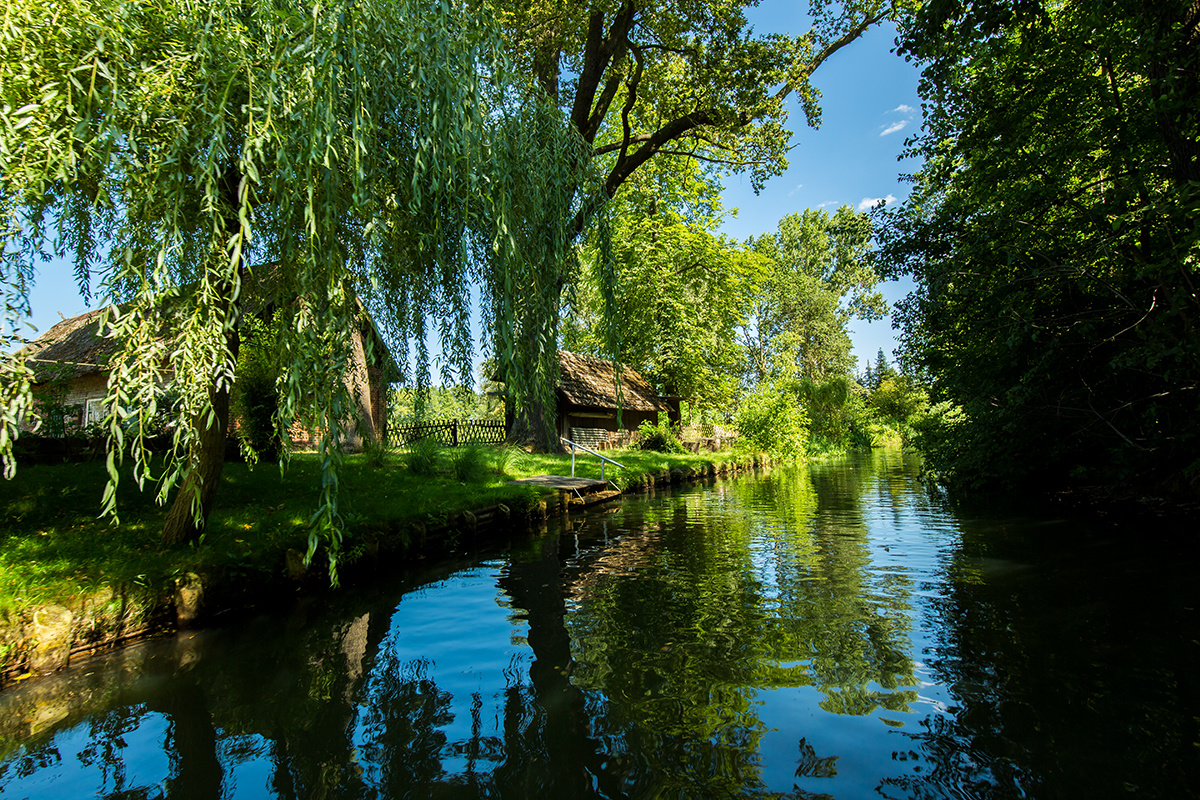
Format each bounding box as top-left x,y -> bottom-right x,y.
15,305 -> 394,449
553,349 -> 681,448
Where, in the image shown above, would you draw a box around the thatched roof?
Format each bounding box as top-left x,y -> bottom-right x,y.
557,349 -> 670,412
15,308 -> 120,383
15,290 -> 399,385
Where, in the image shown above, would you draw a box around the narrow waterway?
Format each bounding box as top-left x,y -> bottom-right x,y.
2,449 -> 1198,799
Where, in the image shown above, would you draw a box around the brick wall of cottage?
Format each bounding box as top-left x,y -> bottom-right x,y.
21,374 -> 109,432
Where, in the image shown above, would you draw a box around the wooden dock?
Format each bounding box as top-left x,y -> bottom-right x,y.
509,475 -> 622,508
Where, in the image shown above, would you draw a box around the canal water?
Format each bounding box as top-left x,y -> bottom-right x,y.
2,449 -> 1198,799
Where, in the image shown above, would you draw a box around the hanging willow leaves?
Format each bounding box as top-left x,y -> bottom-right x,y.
478,0 -> 904,445
0,0 -> 596,580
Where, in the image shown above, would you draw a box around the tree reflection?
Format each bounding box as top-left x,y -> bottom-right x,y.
561,462 -> 918,796
146,681 -> 223,800
492,532 -> 628,799
880,514 -> 1200,799
356,656 -> 454,796
2,455 -> 934,800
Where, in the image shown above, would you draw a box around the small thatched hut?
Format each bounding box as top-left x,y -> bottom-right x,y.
16,308 -> 124,428
553,349 -> 680,448
15,305 -> 394,448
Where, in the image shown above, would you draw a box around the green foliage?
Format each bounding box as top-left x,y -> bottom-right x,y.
403,438 -> 444,478
448,446 -> 491,484
360,434 -> 391,469
0,358 -> 36,479
906,401 -> 981,487
390,386 -> 503,425
860,348 -> 897,393
481,99 -> 608,452
882,0 -> 1200,491
0,0 -> 902,572
869,375 -> 929,430
564,159 -> 754,416
29,372 -> 79,439
636,419 -> 686,455
487,0 -> 898,446
734,382 -> 809,460
491,445 -> 519,478
0,0 -> 609,576
744,207 -> 884,386
231,318 -> 281,464
492,1 -> 898,198
794,376 -> 885,452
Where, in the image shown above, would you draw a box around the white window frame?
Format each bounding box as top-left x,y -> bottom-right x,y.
84,397 -> 106,426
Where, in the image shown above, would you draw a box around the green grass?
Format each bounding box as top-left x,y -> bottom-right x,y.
0,445 -> 744,626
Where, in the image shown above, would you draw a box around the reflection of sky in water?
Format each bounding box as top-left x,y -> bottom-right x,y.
353,565 -> 529,782
3,449 -> 1198,799
4,709 -> 171,799
219,733 -> 277,799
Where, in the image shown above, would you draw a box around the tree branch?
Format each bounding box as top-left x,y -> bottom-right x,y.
656,147 -> 768,168
584,69 -> 624,142
775,2 -> 893,108
617,43 -> 647,167
593,133 -> 654,157
575,4 -> 895,232
571,2 -> 637,142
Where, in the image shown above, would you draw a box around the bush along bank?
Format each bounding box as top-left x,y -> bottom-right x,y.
0,447 -> 772,686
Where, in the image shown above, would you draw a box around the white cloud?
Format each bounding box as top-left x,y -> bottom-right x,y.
786,183 -> 803,197
880,119 -> 908,136
858,194 -> 897,211
891,104 -> 915,115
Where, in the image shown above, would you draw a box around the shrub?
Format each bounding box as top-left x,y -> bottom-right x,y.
635,419 -> 685,453
403,437 -> 443,476
734,382 -> 809,460
492,445 -> 518,478
449,445 -> 490,483
361,433 -> 391,468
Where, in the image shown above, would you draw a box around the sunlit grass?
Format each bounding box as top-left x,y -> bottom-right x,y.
0,445 -> 741,623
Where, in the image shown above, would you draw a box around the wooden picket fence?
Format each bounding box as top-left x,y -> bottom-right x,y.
390,418 -> 506,448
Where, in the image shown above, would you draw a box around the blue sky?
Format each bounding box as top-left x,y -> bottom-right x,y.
19,2 -> 921,373
725,4 -> 922,368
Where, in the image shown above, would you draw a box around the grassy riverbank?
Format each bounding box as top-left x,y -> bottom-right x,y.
0,444 -> 752,678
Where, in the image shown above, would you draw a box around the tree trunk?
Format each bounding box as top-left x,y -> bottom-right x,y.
161,353 -> 237,547
503,273 -> 565,454
507,392 -> 562,454
161,164 -> 245,547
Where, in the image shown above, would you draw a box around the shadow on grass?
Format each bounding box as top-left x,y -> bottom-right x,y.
0,446 -> 741,617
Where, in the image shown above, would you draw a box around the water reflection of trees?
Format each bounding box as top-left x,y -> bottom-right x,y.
2,455 -> 930,799
880,515 -> 1200,800
561,463 -> 919,796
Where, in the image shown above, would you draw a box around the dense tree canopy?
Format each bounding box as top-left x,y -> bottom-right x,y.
563,159 -> 759,413
483,0 -> 903,445
0,0 -> 913,572
0,0 -> 589,573
880,0 -> 1200,490
744,206 -> 883,386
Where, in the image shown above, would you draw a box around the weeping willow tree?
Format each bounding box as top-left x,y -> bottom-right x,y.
0,0 -> 604,578
475,0 -> 904,448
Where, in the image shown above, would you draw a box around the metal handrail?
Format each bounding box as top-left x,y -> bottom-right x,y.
561,437 -> 627,485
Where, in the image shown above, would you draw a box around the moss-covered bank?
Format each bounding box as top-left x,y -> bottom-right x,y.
0,447 -> 771,686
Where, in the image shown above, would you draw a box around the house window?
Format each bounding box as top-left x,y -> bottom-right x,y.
84,397 -> 106,426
